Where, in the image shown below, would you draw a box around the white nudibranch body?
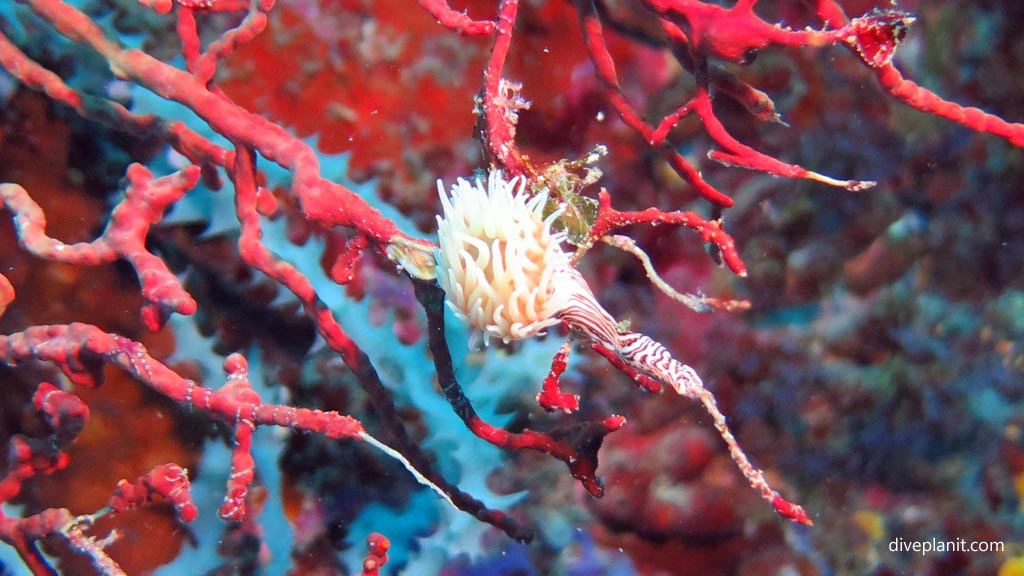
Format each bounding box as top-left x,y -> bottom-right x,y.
434,171 -> 810,524
435,171 -> 575,347
434,172 -> 808,522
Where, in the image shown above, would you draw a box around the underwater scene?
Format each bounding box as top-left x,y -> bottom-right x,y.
1,0 -> 1022,574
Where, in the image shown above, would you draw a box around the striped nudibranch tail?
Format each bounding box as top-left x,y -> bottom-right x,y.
559,279 -> 810,524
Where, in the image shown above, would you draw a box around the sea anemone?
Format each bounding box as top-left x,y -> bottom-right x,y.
435,171 -> 573,347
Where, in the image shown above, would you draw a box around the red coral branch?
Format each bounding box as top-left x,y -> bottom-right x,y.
420,0 -> 495,35
15,0 -> 411,246
108,464 -> 197,523
479,0 -> 530,175
0,323 -> 367,571
1,166 -> 201,331
0,381 -> 194,574
170,0 -> 276,86
355,533 -> 390,576
575,0 -> 734,206
0,324 -> 367,439
587,189 -> 747,276
872,63 -> 1024,147
536,341 -> 580,413
578,0 -> 1024,213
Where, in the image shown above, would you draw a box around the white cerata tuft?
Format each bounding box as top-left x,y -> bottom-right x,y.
435,171 -> 572,347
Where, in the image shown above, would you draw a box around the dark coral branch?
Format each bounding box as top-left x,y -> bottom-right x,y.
413,278 -> 625,500
227,143 -> 532,541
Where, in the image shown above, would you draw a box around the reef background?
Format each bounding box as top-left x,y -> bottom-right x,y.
1,0 -> 1023,574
